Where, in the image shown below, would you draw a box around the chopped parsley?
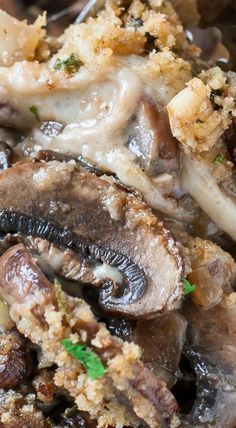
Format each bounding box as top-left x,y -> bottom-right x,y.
54,279 -> 68,315
61,338 -> 105,380
54,54 -> 82,74
183,278 -> 196,296
150,158 -> 157,166
213,153 -> 224,165
29,105 -> 40,122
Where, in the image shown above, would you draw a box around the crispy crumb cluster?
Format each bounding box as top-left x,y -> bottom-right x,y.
167,67 -> 236,152
11,290 -> 163,427
57,0 -> 199,70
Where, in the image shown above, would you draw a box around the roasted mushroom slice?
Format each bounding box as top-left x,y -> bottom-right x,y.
0,329 -> 32,390
182,295 -> 236,428
133,312 -> 187,388
0,243 -> 178,427
0,161 -> 184,318
184,346 -> 236,428
0,141 -> 13,170
128,99 -> 180,176
223,121 -> 236,166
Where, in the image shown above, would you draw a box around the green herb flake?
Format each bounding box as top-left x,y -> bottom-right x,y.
183,278 -> 196,296
54,58 -> 63,70
54,279 -> 68,315
61,338 -> 105,380
54,54 -> 82,74
213,153 -> 224,165
150,158 -> 157,166
196,119 -> 204,124
29,105 -> 40,122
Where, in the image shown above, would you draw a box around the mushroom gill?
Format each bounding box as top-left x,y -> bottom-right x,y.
0,161 -> 184,318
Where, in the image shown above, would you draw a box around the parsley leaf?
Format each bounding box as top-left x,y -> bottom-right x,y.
183,278 -> 196,296
54,54 -> 82,74
29,105 -> 40,122
61,338 -> 105,380
213,153 -> 224,165
150,158 -> 157,166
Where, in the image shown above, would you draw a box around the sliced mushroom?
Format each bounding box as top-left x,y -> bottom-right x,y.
183,346 -> 236,428
182,295 -> 236,427
0,141 -> 13,170
60,407 -> 97,428
0,161 -> 184,318
0,297 -> 14,332
133,312 -> 187,388
0,329 -> 32,390
128,99 -> 180,176
223,121 -> 236,166
0,243 -> 178,427
182,154 -> 236,241
10,235 -> 103,287
35,149 -> 108,176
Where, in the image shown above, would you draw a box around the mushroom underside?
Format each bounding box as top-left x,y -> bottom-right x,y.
0,161 -> 184,318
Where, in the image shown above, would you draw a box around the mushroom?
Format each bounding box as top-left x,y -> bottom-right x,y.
0,141 -> 13,170
182,295 -> 236,427
0,49 -> 190,218
128,99 -> 180,176
60,407 -> 97,428
0,161 -> 184,318
181,154 -> 236,241
183,346 -> 236,428
0,243 -> 178,427
35,149 -> 109,176
133,312 -> 187,388
223,121 -> 236,166
0,330 -> 32,390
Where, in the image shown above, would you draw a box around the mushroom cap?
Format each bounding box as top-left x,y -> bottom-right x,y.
0,161 -> 184,318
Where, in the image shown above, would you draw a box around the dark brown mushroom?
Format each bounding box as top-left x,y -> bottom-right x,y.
0,103 -> 32,130
222,120 -> 236,165
128,99 -> 180,176
183,346 -> 236,428
0,161 -> 184,318
133,312 -> 187,388
60,407 -> 97,428
0,243 -> 179,426
182,297 -> 236,427
0,244 -> 55,308
0,329 -> 32,390
0,141 -> 13,171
